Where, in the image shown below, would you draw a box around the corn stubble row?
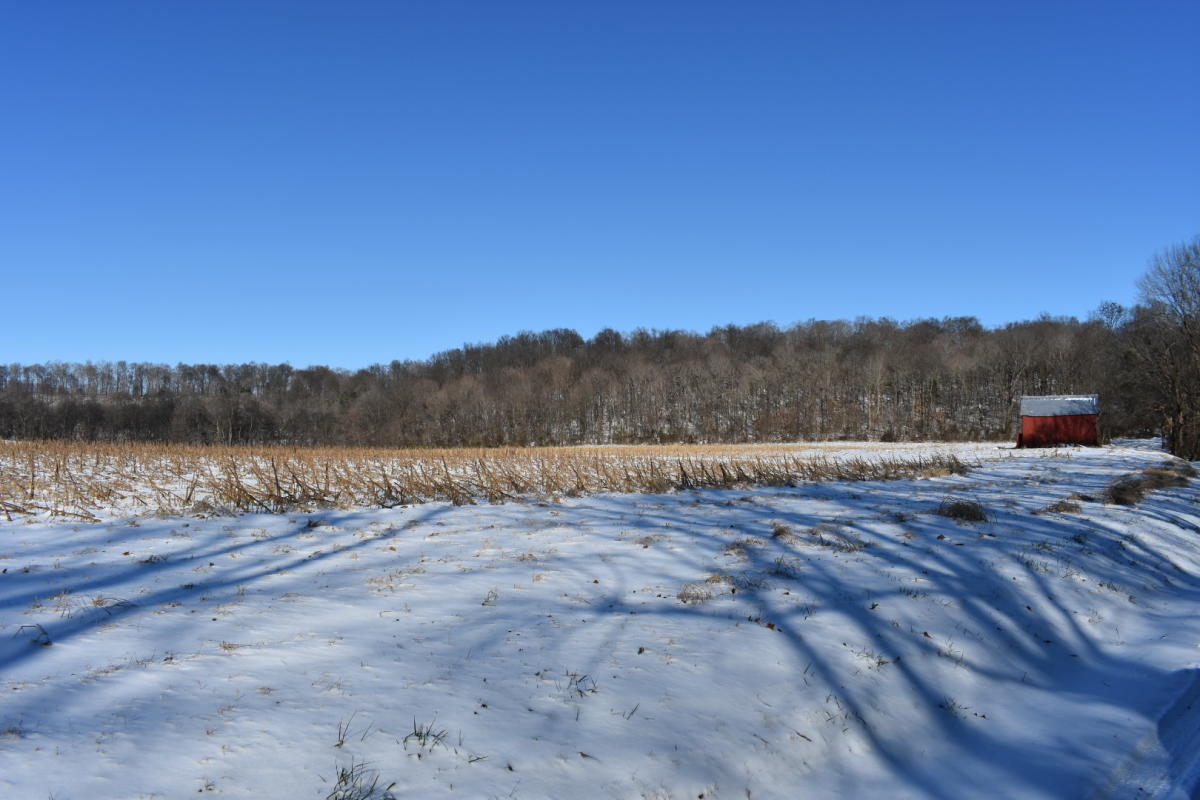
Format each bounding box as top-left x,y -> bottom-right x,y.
0,440 -> 971,521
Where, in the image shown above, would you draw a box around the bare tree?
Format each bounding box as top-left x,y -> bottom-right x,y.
1133,236 -> 1200,458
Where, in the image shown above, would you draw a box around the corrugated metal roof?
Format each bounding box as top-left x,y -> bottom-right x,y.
1020,395 -> 1099,417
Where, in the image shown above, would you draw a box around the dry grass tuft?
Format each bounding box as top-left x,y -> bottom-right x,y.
1105,461 -> 1193,506
1105,477 -> 1148,506
1141,465 -> 1192,490
935,499 -> 988,523
677,582 -> 714,605
1165,460 -> 1198,478
772,555 -> 804,577
324,759 -> 396,800
1038,499 -> 1082,515
770,520 -> 803,546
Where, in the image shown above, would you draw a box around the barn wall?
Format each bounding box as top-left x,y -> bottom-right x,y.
1019,414 -> 1100,447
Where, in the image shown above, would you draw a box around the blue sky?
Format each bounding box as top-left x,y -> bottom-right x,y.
3,1 -> 1197,367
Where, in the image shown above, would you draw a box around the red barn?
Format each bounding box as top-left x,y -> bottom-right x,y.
1016,395 -> 1100,447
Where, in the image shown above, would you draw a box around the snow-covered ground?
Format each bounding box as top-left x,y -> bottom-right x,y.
1,442 -> 1198,799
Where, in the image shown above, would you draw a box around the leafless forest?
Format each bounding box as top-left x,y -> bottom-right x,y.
0,315 -> 1138,445
5,234 -> 1198,460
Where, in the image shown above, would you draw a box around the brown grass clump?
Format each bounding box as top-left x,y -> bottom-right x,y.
935,499 -> 988,523
1105,477 -> 1147,506
770,521 -> 803,546
0,439 -> 975,519
1105,460 -> 1193,506
1038,499 -> 1082,515
1140,464 -> 1193,490
1165,460 -> 1198,478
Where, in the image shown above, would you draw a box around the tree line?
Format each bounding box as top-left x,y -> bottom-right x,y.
2,237 -> 1195,456
0,316 -> 1132,446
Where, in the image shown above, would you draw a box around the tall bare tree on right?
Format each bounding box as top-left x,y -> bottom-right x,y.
1132,236 -> 1200,459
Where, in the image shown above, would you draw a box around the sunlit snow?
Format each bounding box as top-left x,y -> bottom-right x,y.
2,442 -> 1198,799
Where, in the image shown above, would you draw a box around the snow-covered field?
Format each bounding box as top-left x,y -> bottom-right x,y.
2,442 -> 1198,799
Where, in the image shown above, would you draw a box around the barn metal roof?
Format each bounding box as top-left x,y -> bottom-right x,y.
1019,394 -> 1099,417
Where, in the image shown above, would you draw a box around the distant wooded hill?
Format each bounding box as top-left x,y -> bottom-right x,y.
0,316 -> 1148,447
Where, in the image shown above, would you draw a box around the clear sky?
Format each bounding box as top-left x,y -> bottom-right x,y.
3,1 -> 1197,367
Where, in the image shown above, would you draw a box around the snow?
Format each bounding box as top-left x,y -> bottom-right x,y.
1,442 -> 1198,799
